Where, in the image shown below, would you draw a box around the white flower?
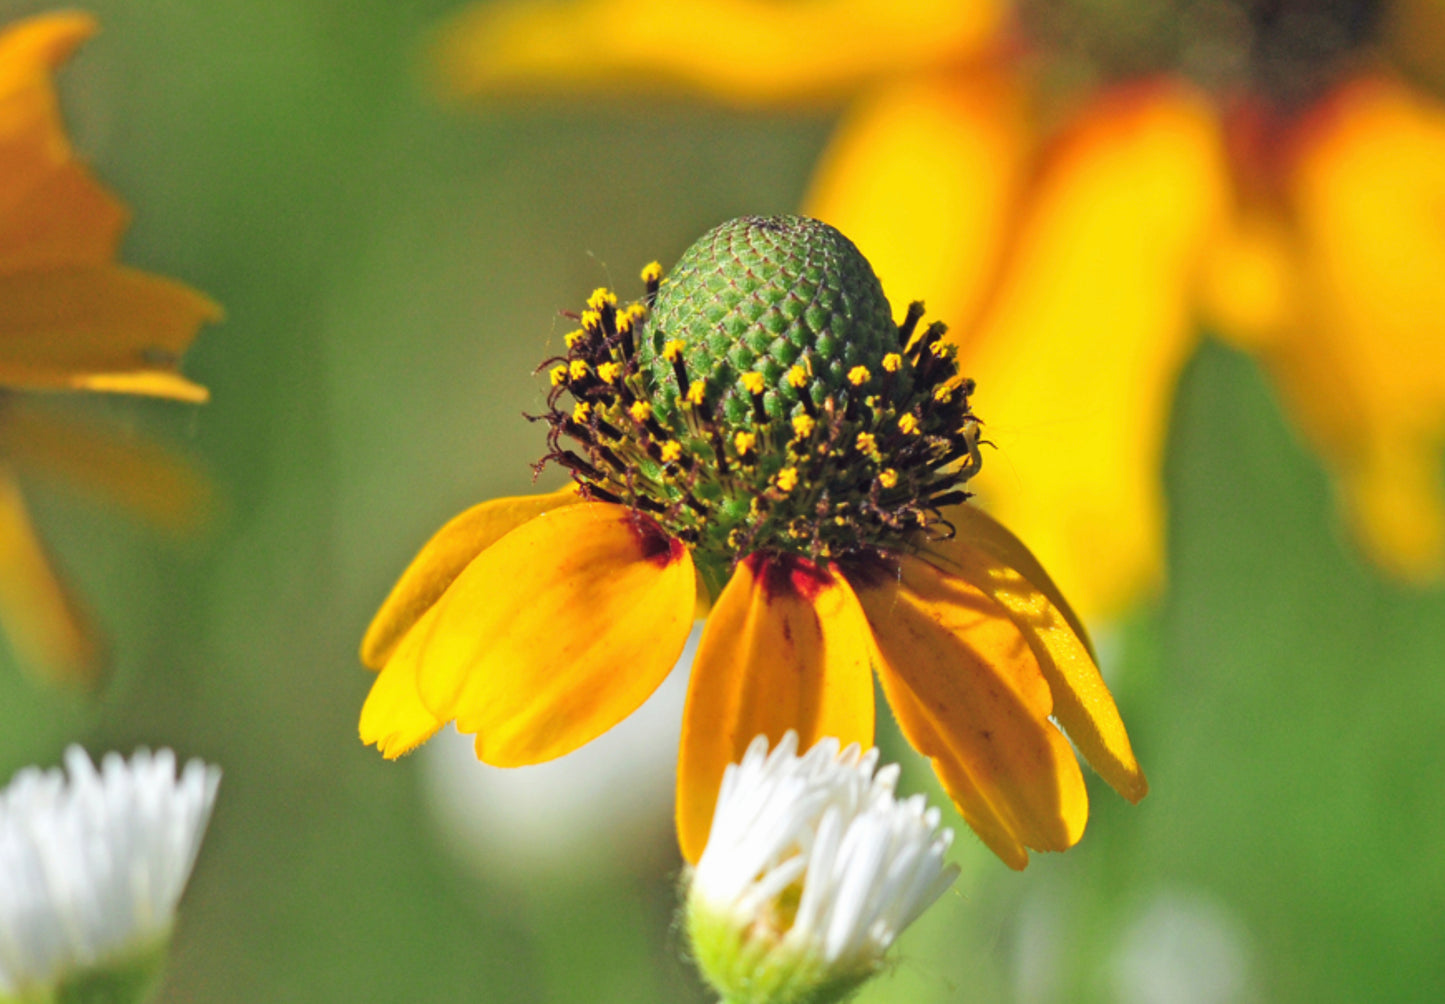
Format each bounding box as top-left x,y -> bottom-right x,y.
686,732 -> 958,1004
0,746 -> 220,998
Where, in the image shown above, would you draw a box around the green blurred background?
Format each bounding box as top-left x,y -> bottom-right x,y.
0,1 -> 1442,1001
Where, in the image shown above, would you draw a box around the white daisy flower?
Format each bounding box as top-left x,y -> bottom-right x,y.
0,746 -> 220,1002
687,732 -> 957,1004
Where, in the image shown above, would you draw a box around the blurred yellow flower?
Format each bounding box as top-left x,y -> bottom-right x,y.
436,0 -> 1445,617
0,12 -> 220,686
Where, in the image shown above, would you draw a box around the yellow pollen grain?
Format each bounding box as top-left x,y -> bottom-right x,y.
564,329 -> 585,348
855,431 -> 880,460
882,353 -> 902,373
641,261 -> 663,284
630,400 -> 653,422
898,413 -> 920,435
740,371 -> 766,395
929,340 -> 951,358
933,385 -> 954,403
775,467 -> 799,492
572,401 -> 592,422
588,287 -> 617,310
660,441 -> 682,462
549,364 -> 568,387
663,339 -> 686,361
879,468 -> 899,489
616,312 -> 634,334
786,365 -> 809,389
734,431 -> 757,456
581,308 -> 602,331
597,362 -> 623,384
626,303 -> 648,322
847,365 -> 870,386
791,413 -> 815,438
569,359 -> 589,380
686,380 -> 707,406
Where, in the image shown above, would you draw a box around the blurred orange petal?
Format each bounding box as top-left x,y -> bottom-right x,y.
435,0 -> 1003,108
676,554 -> 874,863
0,402 -> 210,529
0,467 -> 99,687
0,266 -> 221,389
1268,78 -> 1445,579
961,83 -> 1230,617
416,503 -> 694,766
806,71 -> 1027,329
361,486 -> 579,669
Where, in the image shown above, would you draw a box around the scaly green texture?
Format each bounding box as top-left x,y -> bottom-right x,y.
640,215 -> 904,428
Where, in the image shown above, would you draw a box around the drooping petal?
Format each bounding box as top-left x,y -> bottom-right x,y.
416,502 -> 695,766
0,265 -> 222,390
960,83 -> 1230,618
921,509 -> 1146,802
805,71 -> 1027,331
853,554 -> 1088,864
1259,78 -> 1445,579
0,467 -> 99,686
434,0 -> 1003,108
360,606 -> 445,759
675,554 -> 875,863
0,403 -> 210,529
360,486 -> 578,669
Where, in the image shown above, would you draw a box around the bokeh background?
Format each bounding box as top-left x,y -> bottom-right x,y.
1,1 -> 1442,1001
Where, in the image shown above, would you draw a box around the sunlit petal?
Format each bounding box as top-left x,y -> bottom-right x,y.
360,605 -> 446,759
360,486 -> 578,669
854,555 -> 1088,862
675,555 -> 874,863
806,71 -> 1027,329
0,468 -> 99,687
435,0 -> 1002,108
922,511 -> 1146,802
417,502 -> 695,766
961,83 -> 1230,617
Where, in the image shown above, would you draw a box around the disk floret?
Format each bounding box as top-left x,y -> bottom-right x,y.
535,216 -> 983,587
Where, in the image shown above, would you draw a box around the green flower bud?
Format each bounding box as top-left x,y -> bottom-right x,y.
684,733 -> 957,1004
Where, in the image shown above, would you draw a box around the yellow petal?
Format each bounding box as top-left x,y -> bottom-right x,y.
68,371 -> 210,403
434,0 -> 1002,108
416,502 -> 695,766
921,513 -> 1146,802
0,265 -> 221,388
854,555 -> 1088,862
0,13 -> 92,196
0,13 -> 94,98
360,486 -> 579,669
0,403 -> 210,529
0,467 -> 101,687
675,555 -> 875,863
962,84 -> 1229,618
805,71 -> 1026,330
360,605 -> 445,759
1266,79 -> 1445,579
0,159 -> 126,272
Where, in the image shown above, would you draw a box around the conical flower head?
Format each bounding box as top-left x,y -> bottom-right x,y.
541,215 -> 981,591
640,215 -> 902,426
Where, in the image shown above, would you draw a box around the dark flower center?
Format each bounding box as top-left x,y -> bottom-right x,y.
1021,0 -> 1385,110
535,216 -> 983,594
